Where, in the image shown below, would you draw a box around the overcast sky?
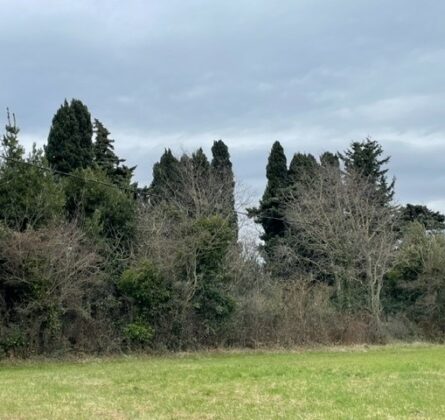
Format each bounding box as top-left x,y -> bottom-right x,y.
1,0 -> 444,212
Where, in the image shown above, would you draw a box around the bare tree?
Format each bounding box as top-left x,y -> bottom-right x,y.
285,165 -> 398,329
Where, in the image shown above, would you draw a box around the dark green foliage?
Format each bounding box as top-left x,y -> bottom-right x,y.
249,141 -> 288,257
288,153 -> 318,185
93,119 -> 135,187
0,113 -> 64,230
149,149 -> 181,202
118,260 -> 170,323
63,168 -> 136,246
45,99 -> 93,173
190,216 -> 235,331
123,322 -> 154,347
320,151 -> 340,168
400,204 -> 445,231
191,147 -> 210,182
385,223 -> 445,336
340,138 -> 395,205
211,140 -> 238,234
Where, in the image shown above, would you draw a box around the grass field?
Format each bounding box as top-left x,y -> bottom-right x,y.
0,345 -> 444,419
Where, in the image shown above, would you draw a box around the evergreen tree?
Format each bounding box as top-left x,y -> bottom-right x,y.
149,149 -> 181,202
1,109 -> 23,161
320,151 -> 340,168
249,141 -> 288,255
45,99 -> 93,173
288,153 -> 318,185
191,147 -> 210,178
0,111 -> 64,230
340,138 -> 394,205
93,119 -> 135,187
400,204 -> 445,231
211,140 -> 237,233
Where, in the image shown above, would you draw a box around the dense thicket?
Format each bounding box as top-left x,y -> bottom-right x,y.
1,102 -> 444,357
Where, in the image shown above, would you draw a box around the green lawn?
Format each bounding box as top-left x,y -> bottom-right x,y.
0,345 -> 444,419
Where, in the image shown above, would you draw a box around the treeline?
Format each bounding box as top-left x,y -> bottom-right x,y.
0,99 -> 444,357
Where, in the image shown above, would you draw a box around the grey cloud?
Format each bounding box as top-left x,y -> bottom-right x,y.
1,0 -> 444,211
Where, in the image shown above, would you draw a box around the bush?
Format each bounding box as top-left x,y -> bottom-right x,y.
0,223 -> 118,356
123,322 -> 154,348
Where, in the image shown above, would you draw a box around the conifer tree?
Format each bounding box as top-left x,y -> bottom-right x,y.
400,204 -> 445,231
45,99 -> 93,173
1,109 -> 23,161
249,141 -> 288,255
288,153 -> 318,185
0,111 -> 64,230
211,140 -> 237,233
93,119 -> 135,186
320,151 -> 340,168
340,138 -> 394,205
191,147 -> 210,178
149,149 -> 181,202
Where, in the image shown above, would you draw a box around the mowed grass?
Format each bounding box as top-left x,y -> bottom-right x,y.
0,345 -> 444,419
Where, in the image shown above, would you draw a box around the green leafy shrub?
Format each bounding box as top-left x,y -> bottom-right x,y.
123,322 -> 154,347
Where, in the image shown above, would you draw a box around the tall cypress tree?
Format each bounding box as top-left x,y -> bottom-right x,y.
340,138 -> 395,205
45,99 -> 93,173
149,149 -> 181,202
249,141 -> 288,255
211,140 -> 237,234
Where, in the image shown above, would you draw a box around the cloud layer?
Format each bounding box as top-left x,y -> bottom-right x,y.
1,0 -> 444,210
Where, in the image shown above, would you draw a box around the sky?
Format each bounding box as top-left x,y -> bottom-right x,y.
1,0 -> 445,212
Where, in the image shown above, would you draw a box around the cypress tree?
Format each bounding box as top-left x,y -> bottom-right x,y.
191,147 -> 210,177
320,151 -> 340,168
211,140 -> 237,233
149,149 -> 181,202
249,141 -> 288,255
45,99 -> 93,173
288,153 -> 318,185
340,138 -> 395,205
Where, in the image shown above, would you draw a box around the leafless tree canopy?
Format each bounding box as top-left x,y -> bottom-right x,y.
285,165 -> 399,327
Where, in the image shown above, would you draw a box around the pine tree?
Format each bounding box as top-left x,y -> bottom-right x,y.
0,111 -> 64,230
211,140 -> 237,233
340,138 -> 395,205
93,119 -> 135,187
45,99 -> 93,173
249,141 -> 288,255
1,109 -> 23,161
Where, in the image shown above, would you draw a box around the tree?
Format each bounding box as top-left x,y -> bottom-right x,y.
211,140 -> 238,234
286,165 -> 398,329
149,149 -> 181,203
0,112 -> 64,230
340,138 -> 394,205
64,168 -> 136,247
93,119 -> 135,187
45,99 -> 93,173
400,204 -> 445,231
249,141 -> 288,258
320,151 -> 340,168
385,222 -> 445,337
288,153 -> 318,185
